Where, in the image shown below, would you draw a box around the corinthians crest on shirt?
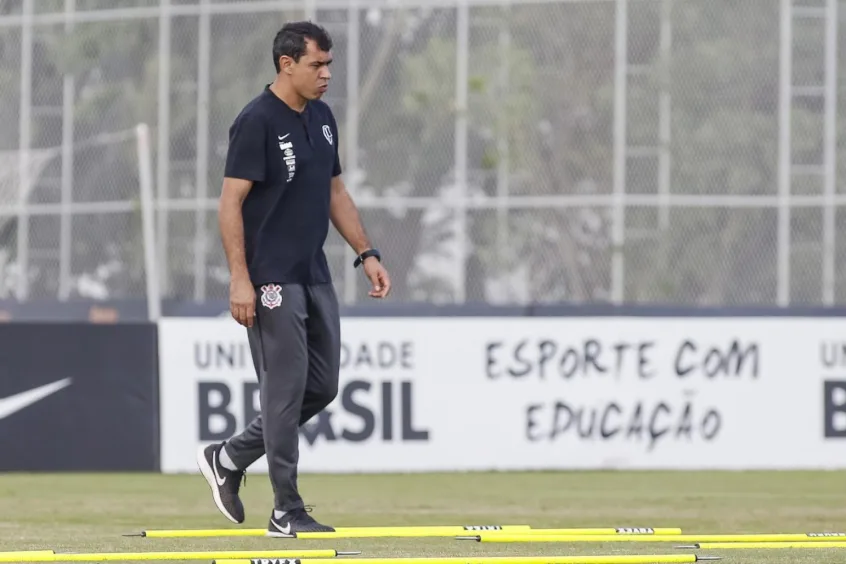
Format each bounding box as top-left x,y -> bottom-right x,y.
278,135 -> 296,183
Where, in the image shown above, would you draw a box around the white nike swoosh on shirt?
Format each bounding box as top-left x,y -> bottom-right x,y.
278,134 -> 290,140
0,378 -> 72,421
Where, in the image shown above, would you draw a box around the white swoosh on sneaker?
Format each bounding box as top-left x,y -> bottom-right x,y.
271,520 -> 292,535
0,378 -> 72,421
212,451 -> 226,486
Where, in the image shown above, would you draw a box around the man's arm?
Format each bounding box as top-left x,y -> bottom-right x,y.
219,177 -> 252,278
329,175 -> 371,255
330,174 -> 391,298
219,177 -> 256,326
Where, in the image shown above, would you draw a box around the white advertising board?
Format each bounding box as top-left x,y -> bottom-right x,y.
158,316 -> 846,473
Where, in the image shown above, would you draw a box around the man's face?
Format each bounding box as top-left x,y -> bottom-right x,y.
286,38 -> 332,100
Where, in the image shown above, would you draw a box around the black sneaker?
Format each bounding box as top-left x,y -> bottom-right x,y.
266,507 -> 335,537
196,442 -> 246,524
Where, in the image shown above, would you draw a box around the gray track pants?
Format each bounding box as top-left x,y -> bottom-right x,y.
223,283 -> 341,512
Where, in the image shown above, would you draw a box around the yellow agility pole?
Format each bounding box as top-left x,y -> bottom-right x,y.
459,532 -> 846,543
288,527 -> 682,540
128,526 -> 679,539
0,554 -> 54,558
0,550 -> 358,563
127,525 -> 531,539
678,542 -> 846,549
212,555 -> 720,564
512,529 -> 682,536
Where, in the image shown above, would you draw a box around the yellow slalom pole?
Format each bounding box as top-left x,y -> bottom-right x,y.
292,527 -> 681,540
131,525 -> 531,539
510,529 -> 682,536
680,542 -> 846,549
462,532 -> 846,543
213,555 -> 719,564
0,550 -> 357,563
0,554 -> 54,558
131,526 -> 678,540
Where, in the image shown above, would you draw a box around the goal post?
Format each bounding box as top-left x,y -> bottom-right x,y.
135,122 -> 161,322
0,123 -> 161,321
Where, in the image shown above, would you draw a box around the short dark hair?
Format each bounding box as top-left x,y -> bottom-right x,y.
272,21 -> 333,72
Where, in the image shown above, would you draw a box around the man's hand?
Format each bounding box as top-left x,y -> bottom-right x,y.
230,275 -> 256,327
363,257 -> 391,298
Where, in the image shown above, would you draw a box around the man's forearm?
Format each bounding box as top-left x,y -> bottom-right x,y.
218,195 -> 250,280
330,186 -> 371,255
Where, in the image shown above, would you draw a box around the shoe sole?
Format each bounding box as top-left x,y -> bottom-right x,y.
265,529 -> 334,537
196,445 -> 241,524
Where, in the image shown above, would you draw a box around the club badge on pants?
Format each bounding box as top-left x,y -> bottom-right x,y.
260,284 -> 283,309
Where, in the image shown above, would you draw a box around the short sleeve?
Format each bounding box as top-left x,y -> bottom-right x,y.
331,113 -> 342,177
224,110 -> 266,182
333,144 -> 342,177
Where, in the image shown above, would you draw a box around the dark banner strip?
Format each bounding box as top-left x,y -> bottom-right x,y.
0,323 -> 158,471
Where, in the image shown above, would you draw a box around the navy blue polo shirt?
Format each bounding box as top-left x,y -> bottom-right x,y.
223,85 -> 341,286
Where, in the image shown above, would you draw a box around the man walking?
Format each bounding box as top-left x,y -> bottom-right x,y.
196,21 -> 391,537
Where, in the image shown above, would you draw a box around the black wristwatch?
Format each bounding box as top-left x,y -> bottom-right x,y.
354,248 -> 381,268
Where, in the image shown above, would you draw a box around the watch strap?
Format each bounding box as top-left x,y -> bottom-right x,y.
354,248 -> 381,268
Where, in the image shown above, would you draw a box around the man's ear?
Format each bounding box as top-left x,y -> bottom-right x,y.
279,55 -> 294,75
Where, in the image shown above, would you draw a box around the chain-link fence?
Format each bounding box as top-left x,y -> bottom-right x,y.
0,0 -> 842,313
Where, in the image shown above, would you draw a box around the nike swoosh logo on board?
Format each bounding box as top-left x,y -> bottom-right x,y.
0,378 -> 72,421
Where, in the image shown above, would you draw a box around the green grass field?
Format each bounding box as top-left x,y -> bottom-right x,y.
1,471 -> 845,564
